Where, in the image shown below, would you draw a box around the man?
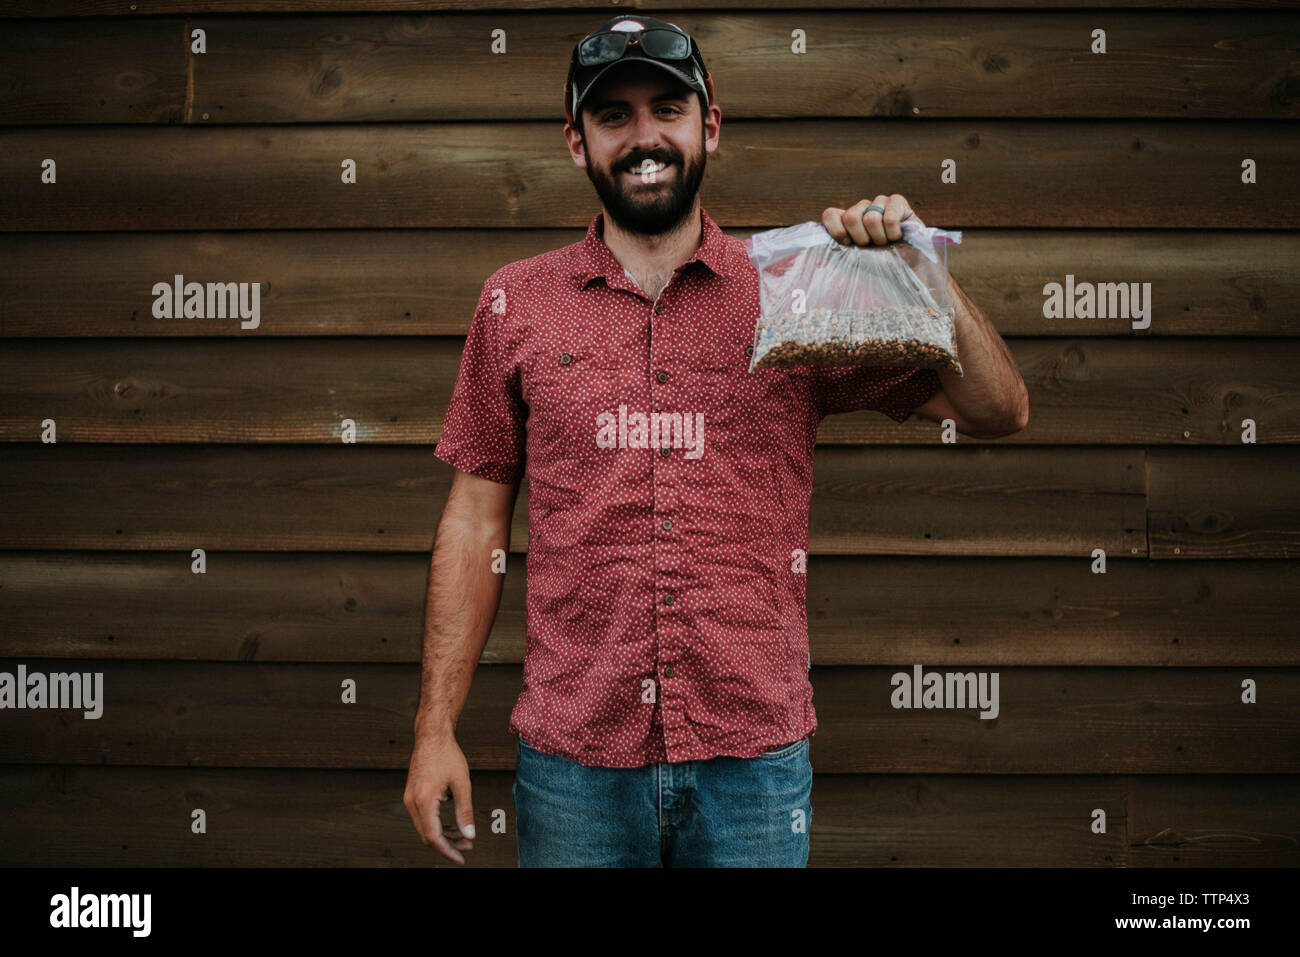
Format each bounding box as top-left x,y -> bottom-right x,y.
404,15 -> 1028,867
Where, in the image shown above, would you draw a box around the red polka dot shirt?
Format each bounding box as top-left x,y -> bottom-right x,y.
434,206 -> 942,768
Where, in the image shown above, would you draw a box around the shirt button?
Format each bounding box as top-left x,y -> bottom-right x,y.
664,593 -> 675,605
659,446 -> 671,458
661,519 -> 672,531
559,353 -> 572,365
655,304 -> 663,315
656,371 -> 668,383
744,345 -> 754,357
663,665 -> 674,679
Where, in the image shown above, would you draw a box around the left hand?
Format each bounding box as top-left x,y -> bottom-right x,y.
822,194 -> 924,246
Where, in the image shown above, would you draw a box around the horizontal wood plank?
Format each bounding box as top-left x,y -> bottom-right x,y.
181,13 -> 1300,123
0,766 -> 1294,867
2,552 -> 1296,666
0,444 -> 1154,555
0,18 -> 185,124
1127,775 -> 1300,866
2,122 -> 1296,230
1149,447 -> 1300,558
1,337 -> 1294,444
0,229 -> 1297,339
823,338 -> 1300,444
1,1 -> 1293,17
0,660 -> 1295,773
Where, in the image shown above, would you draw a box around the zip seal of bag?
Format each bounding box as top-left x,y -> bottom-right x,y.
744,219 -> 964,375
743,219 -> 962,268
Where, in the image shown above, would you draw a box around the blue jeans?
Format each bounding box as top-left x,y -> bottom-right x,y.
512,735 -> 812,867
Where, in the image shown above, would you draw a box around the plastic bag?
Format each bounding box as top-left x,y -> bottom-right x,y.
743,219 -> 964,376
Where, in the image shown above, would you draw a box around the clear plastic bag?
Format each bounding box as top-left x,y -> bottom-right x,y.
743,219 -> 964,376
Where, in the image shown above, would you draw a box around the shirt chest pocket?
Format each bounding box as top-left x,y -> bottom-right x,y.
524,348 -> 644,472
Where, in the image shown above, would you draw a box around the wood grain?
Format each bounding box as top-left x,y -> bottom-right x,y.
0,444 -> 1157,555
1,766 -> 1294,867
0,337 -> 1294,444
1,229 -> 1297,338
187,13 -> 1300,123
0,18 -> 185,124
3,552 -> 1295,666
3,122 -> 1296,230
0,0 -> 1292,18
0,660 -> 1295,774
1149,447 -> 1300,558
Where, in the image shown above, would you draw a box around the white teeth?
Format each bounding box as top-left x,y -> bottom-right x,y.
635,160 -> 667,173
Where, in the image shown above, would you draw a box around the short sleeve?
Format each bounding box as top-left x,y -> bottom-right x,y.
812,364 -> 943,423
433,278 -> 526,484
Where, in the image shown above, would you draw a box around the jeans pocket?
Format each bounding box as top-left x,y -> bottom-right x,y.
756,736 -> 808,761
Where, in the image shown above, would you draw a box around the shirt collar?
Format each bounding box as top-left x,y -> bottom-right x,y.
568,206 -> 738,292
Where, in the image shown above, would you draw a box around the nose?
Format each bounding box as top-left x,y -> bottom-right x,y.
625,110 -> 668,164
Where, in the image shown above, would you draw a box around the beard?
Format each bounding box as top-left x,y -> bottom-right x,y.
584,135 -> 707,237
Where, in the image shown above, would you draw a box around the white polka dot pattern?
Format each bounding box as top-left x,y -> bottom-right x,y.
434,207 -> 943,768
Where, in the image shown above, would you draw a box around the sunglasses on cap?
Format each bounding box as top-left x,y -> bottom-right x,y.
574,24 -> 696,69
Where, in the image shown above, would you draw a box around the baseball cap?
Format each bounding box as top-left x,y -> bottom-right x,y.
564,16 -> 714,127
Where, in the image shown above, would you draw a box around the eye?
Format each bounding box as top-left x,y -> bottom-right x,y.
601,106 -> 682,122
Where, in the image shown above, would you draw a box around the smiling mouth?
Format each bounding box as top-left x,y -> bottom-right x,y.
627,159 -> 672,177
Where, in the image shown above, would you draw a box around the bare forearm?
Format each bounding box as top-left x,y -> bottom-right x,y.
415,514 -> 508,741
937,273 -> 1029,430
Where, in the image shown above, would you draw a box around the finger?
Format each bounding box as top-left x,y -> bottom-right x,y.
862,194 -> 890,245
442,823 -> 475,848
442,824 -> 474,849
449,769 -> 477,841
820,207 -> 851,244
403,790 -> 428,844
896,197 -> 925,231
441,797 -> 474,851
842,199 -> 874,246
428,790 -> 466,865
882,194 -> 912,242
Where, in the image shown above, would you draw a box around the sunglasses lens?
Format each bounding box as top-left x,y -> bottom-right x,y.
578,33 -> 626,66
640,30 -> 691,60
578,28 -> 690,66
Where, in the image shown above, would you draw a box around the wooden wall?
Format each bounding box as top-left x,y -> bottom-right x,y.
1,1 -> 1298,868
